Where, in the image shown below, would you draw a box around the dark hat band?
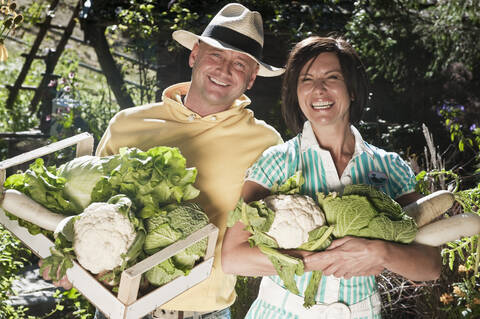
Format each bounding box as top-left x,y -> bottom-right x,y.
202,25 -> 263,59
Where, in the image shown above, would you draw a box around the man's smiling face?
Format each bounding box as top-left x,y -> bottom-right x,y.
185,42 -> 259,116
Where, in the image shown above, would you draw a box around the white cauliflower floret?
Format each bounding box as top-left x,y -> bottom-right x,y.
264,194 -> 326,249
73,202 -> 136,274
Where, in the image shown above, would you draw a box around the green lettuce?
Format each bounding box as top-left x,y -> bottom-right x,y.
92,147 -> 200,218
4,158 -> 80,216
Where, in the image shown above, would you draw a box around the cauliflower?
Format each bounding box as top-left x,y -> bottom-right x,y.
264,194 -> 326,249
227,191 -> 332,307
40,195 -> 146,283
227,172 -> 333,308
74,201 -> 137,274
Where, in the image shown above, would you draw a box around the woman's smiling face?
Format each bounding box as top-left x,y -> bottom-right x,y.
296,52 -> 352,128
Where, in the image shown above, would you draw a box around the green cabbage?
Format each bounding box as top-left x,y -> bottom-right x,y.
317,184 -> 417,244
144,202 -> 209,286
57,155 -> 120,210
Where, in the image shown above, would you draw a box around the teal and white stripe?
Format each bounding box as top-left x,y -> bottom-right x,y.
245,121 -> 416,319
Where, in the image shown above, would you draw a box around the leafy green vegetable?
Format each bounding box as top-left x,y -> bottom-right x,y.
92,146 -> 200,219
4,145 -> 206,289
228,172 -> 328,308
145,258 -> 186,287
4,146 -> 201,236
58,155 -> 120,210
4,158 -> 79,215
227,171 -> 418,308
144,202 -> 209,286
317,184 -> 417,244
258,244 -> 304,295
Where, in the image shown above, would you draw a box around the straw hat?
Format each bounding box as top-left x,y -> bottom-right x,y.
172,3 -> 284,77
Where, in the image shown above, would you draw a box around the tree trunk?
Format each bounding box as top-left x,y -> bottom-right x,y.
84,23 -> 134,109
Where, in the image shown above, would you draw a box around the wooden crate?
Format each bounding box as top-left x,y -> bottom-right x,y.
0,133 -> 218,319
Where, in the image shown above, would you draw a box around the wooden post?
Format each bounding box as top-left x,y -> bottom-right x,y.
5,0 -> 60,109
31,0 -> 82,114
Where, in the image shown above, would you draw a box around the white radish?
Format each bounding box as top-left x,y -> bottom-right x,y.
0,189 -> 64,231
414,213 -> 480,246
403,190 -> 455,227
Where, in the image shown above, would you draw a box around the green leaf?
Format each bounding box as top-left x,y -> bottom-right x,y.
459,139 -> 464,152
298,226 -> 334,251
303,270 -> 322,308
258,245 -> 304,295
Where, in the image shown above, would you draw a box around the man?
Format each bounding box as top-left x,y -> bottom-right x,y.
92,3 -> 283,319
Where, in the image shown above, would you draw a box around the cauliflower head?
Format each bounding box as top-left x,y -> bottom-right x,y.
264,194 -> 326,249
74,201 -> 136,274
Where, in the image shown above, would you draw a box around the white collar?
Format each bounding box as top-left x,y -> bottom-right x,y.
300,121 -> 375,159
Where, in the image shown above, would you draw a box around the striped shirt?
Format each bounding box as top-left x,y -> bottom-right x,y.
245,121 -> 416,319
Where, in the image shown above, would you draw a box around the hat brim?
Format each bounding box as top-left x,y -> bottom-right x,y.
172,30 -> 285,77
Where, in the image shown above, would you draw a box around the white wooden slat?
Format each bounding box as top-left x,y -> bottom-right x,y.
0,132 -> 94,191
117,223 -> 219,305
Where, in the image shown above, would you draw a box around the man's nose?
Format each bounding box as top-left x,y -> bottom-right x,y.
218,60 -> 232,75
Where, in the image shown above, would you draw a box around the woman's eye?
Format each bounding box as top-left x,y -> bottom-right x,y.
328,74 -> 342,80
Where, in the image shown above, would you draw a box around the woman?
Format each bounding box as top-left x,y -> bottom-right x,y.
221,36 -> 441,318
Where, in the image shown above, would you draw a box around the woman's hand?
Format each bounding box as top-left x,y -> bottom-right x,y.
303,236 -> 385,279
303,235 -> 441,281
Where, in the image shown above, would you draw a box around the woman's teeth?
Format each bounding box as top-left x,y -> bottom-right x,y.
312,101 -> 333,109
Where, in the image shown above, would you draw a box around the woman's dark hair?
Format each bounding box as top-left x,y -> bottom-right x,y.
281,36 -> 368,134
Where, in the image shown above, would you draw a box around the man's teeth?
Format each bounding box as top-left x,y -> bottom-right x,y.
312,101 -> 333,109
210,77 -> 228,86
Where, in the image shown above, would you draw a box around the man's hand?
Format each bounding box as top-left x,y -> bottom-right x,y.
303,236 -> 385,279
38,259 -> 73,290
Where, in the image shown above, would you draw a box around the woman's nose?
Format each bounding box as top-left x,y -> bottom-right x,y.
313,79 -> 327,91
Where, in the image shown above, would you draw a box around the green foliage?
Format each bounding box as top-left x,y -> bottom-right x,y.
0,225 -> 31,317
231,276 -> 260,319
18,0 -> 49,26
50,48 -> 119,144
346,0 -> 480,87
437,103 -> 480,168
0,52 -> 42,133
439,275 -> 480,318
